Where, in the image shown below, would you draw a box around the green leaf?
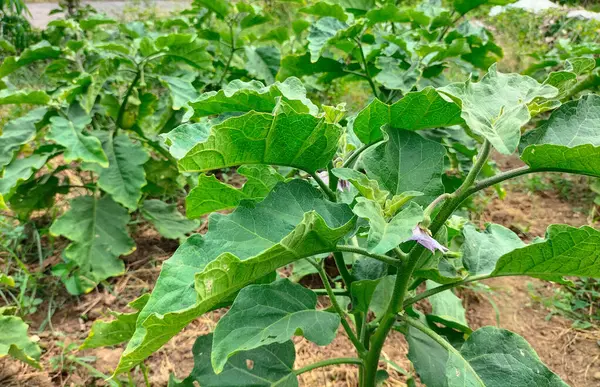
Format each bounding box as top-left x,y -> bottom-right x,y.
300,2 -> 348,21
160,76 -> 200,111
79,16 -> 117,30
179,102 -> 341,173
461,223 -> 525,276
362,129 -> 446,205
0,315 -> 42,369
244,46 -> 281,85
331,168 -> 389,205
352,88 -> 462,144
83,133 -> 148,211
492,225 -> 600,280
565,57 -> 596,75
354,199 -> 423,254
0,89 -> 50,105
520,95 -> 600,177
115,180 -> 354,374
425,280 -> 470,333
365,3 -> 411,25
336,0 -> 375,11
528,71 -> 577,115
190,77 -> 317,117
0,274 -> 15,287
81,294 -> 150,350
186,165 -> 284,218
407,323 -> 567,387
141,200 -> 200,240
0,41 -> 61,78
0,154 -> 49,209
194,0 -> 230,17
277,53 -> 344,82
260,27 -> 290,45
170,334 -> 297,387
373,57 -> 421,93
440,64 -> 557,154
161,122 -> 211,160
48,116 -> 108,167
307,17 -> 348,62
212,279 -> 339,373
453,0 -> 513,15
9,175 -> 66,217
50,195 -> 135,294
0,107 -> 47,169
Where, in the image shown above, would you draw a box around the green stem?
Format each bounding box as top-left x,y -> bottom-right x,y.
312,288 -> 349,296
355,38 -> 380,100
308,258 -> 367,356
335,245 -> 401,268
403,274 -> 492,307
309,172 -> 337,201
116,70 -> 141,131
140,363 -> 150,387
294,358 -> 363,376
455,140 -> 491,198
328,161 -> 339,192
217,23 -> 235,85
342,141 -> 382,169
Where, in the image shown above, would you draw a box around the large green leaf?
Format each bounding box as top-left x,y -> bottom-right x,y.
492,225 -> 600,279
115,180 -> 355,374
161,121 -> 211,160
170,334 -> 297,387
0,41 -> 61,78
0,108 -> 47,169
48,115 -> 108,167
353,199 -> 423,254
244,46 -> 281,85
81,294 -> 149,350
194,0 -> 230,18
407,322 -> 567,387
189,77 -> 317,118
520,94 -> 600,177
425,281 -> 470,333
0,315 -> 42,369
179,102 -> 341,173
160,76 -> 200,111
0,154 -> 49,209
461,223 -> 525,276
440,64 -> 557,154
300,2 -> 348,21
373,57 -> 420,93
277,53 -> 344,82
362,129 -> 446,205
186,165 -> 284,218
307,17 -> 348,62
84,133 -> 148,211
0,89 -> 50,105
50,195 -> 135,294
352,88 -> 462,144
141,200 -> 200,239
212,279 -> 339,373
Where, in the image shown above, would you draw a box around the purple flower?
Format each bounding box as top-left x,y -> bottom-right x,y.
409,226 -> 449,254
317,171 -> 350,192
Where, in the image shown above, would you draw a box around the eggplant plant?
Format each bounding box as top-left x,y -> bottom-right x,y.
80,57 -> 600,386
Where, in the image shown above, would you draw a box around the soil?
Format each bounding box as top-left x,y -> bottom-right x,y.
1,157 -> 600,386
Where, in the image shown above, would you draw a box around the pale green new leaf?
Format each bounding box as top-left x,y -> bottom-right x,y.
50,196 -> 135,293
115,180 -> 355,374
354,199 -> 423,254
0,274 -> 15,287
84,133 -> 148,211
520,94 -> 600,177
141,200 -> 199,240
0,108 -> 47,169
407,323 -> 567,387
331,168 -> 389,205
0,316 -> 42,369
440,64 -> 558,154
363,129 -> 446,205
186,165 -> 284,218
81,294 -> 150,350
212,279 -> 339,373
0,89 -> 50,105
353,87 -> 462,144
170,334 -> 297,387
179,103 -> 341,173
461,223 -> 525,276
565,57 -> 596,76
189,77 -> 317,117
48,116 -> 108,167
425,280 -> 470,333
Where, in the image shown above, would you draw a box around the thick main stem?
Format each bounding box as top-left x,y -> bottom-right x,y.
361,140 -> 492,387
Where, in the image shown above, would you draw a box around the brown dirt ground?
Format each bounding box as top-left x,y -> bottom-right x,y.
1,157 -> 600,387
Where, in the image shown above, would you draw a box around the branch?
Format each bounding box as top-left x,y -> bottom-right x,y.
403,274 -> 492,307
309,172 -> 337,201
294,358 -> 363,376
354,37 -> 380,100
342,140 -> 382,169
335,245 -> 402,268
